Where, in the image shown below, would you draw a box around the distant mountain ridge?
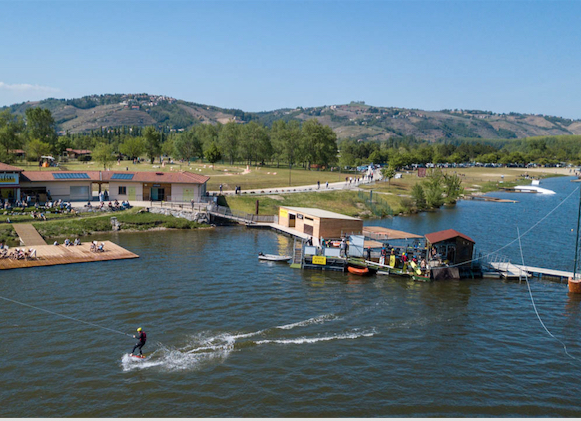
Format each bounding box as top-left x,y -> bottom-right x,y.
5,94 -> 581,141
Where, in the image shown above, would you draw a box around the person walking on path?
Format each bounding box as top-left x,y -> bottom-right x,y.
131,327 -> 147,356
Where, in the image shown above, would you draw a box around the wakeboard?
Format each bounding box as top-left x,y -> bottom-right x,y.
130,353 -> 146,359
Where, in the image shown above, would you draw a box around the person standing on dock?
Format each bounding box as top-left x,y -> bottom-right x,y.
131,327 -> 147,356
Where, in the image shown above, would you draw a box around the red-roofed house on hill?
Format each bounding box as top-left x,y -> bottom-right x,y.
425,229 -> 475,267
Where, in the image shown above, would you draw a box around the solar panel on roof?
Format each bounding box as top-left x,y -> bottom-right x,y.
53,173 -> 90,179
111,173 -> 134,180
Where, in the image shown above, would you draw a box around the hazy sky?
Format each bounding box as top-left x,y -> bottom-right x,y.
1,0 -> 580,118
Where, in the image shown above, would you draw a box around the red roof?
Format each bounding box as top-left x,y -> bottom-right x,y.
20,170 -> 210,184
65,148 -> 92,154
0,163 -> 23,172
425,229 -> 475,244
21,171 -> 102,181
102,171 -> 210,184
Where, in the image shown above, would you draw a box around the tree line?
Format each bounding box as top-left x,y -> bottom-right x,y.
339,134 -> 581,169
0,108 -> 339,170
2,106 -> 580,170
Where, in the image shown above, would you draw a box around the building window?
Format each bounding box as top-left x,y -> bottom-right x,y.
118,186 -> 127,195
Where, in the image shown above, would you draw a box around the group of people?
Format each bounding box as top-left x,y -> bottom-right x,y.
85,200 -> 131,211
90,241 -> 106,252
0,245 -> 37,260
62,238 -> 82,247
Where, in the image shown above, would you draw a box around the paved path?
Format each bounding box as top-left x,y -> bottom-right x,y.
12,224 -> 47,246
209,169 -> 384,196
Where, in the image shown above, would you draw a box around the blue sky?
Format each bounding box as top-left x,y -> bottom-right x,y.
1,0 -> 580,118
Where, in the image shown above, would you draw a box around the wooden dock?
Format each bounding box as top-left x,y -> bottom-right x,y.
0,241 -> 139,270
12,224 -> 47,246
488,262 -> 574,281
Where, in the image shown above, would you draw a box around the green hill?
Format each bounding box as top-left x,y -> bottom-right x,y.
4,94 -> 580,141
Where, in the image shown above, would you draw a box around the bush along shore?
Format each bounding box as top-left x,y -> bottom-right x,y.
0,207 -> 208,246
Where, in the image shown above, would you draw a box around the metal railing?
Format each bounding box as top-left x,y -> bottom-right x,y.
208,204 -> 276,224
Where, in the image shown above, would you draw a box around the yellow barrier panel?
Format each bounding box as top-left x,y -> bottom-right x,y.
312,256 -> 327,265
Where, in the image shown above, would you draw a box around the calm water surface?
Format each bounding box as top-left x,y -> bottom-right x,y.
2,176 -> 581,417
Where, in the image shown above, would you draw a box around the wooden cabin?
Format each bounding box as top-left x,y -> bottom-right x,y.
424,229 -> 475,267
278,206 -> 363,240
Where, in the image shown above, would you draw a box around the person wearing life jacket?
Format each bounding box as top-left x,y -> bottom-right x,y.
131,327 -> 147,356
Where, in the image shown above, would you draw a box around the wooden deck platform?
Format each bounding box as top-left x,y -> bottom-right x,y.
488,262 -> 574,281
0,241 -> 139,270
12,224 -> 47,246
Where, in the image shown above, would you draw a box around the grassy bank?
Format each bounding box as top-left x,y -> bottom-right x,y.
0,208 -> 205,246
222,190 -> 399,219
224,167 -> 567,219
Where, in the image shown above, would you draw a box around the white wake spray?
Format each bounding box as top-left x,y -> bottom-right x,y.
120,314 -> 375,372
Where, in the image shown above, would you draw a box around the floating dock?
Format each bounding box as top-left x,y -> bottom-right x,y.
488,262 -> 574,282
0,241 -> 139,270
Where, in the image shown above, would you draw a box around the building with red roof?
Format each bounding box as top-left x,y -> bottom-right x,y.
425,229 -> 475,267
0,162 -> 210,203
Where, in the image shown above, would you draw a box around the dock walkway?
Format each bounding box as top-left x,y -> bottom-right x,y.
488,262 -> 574,281
12,224 -> 47,246
0,241 -> 138,270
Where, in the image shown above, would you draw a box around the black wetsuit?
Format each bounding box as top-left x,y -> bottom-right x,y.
132,331 -> 147,355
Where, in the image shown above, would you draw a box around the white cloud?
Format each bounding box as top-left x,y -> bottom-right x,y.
0,81 -> 60,93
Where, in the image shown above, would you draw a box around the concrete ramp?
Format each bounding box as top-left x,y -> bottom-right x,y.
12,224 -> 47,246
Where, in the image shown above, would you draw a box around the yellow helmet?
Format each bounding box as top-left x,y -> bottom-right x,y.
137,327 -> 142,332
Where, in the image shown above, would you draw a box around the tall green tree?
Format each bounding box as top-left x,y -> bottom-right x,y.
423,170 -> 445,208
25,108 -> 58,153
119,136 -> 145,160
143,126 -> 161,164
271,120 -> 302,168
93,143 -> 115,170
26,138 -> 51,161
219,122 -> 240,165
0,110 -> 25,159
411,183 -> 427,210
442,173 -> 464,204
301,119 -> 338,169
174,128 -> 203,162
240,122 -> 272,165
381,167 -> 396,185
205,142 -> 222,166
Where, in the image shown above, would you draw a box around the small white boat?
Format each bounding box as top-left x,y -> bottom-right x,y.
258,253 -> 292,262
513,185 -> 556,195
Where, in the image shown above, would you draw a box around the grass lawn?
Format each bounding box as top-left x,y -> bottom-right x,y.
223,190 -> 398,218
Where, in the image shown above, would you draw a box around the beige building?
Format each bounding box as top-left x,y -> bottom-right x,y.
0,163 -> 210,203
278,206 -> 363,240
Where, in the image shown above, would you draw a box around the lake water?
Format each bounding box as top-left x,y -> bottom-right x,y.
2,176 -> 581,417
